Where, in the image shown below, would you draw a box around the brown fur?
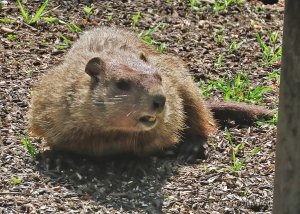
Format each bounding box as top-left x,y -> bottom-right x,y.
208,101 -> 274,125
28,27 -> 216,157
28,27 -> 269,158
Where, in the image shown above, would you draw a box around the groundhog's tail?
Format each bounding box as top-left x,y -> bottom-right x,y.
207,101 -> 275,126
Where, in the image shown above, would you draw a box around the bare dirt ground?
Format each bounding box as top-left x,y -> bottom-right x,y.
0,0 -> 283,213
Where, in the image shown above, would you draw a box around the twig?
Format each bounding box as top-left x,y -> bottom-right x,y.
0,192 -> 20,195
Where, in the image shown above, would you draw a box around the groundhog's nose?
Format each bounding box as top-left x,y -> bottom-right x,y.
152,95 -> 166,112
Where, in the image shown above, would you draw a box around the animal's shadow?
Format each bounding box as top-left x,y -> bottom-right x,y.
36,150 -> 182,213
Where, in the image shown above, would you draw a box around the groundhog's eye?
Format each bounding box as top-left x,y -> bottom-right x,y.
116,79 -> 131,91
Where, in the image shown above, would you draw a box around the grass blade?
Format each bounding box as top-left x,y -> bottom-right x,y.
17,0 -> 29,23
60,34 -> 72,46
30,0 -> 50,24
71,23 -> 83,32
21,136 -> 37,159
132,11 -> 141,29
43,17 -> 58,23
40,5 -> 60,17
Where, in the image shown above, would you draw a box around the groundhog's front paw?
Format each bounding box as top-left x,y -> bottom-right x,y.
177,137 -> 209,163
36,149 -> 78,171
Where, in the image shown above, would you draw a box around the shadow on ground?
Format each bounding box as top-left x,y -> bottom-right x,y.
36,150 -> 181,213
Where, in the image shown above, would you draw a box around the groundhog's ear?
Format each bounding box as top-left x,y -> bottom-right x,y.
85,57 -> 105,80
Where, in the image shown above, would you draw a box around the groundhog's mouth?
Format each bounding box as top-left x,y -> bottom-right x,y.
139,115 -> 157,127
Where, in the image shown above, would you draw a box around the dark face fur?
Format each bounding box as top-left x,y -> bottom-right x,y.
85,55 -> 167,132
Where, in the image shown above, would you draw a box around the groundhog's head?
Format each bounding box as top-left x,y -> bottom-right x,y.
84,54 -> 167,132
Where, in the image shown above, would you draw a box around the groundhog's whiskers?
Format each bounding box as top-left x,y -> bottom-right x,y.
126,110 -> 137,117
114,95 -> 128,98
108,98 -> 123,101
126,111 -> 133,117
94,101 -> 118,105
106,95 -> 128,102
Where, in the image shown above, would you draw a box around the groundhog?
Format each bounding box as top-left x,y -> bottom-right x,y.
28,27 -> 272,161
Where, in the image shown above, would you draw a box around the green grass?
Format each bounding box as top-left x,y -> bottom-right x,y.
0,18 -> 12,24
199,70 -> 272,104
107,15 -> 113,21
236,0 -> 245,6
27,68 -> 33,76
55,34 -> 73,50
199,80 -> 214,97
226,128 -> 261,174
17,0 -> 50,25
132,12 -> 166,53
189,0 -> 200,10
216,34 -> 224,46
139,24 -> 167,53
213,28 -> 225,46
9,177 -> 22,185
44,15 -> 84,33
214,54 -> 224,68
256,32 -> 282,66
83,5 -> 94,16
43,17 -> 83,33
132,11 -> 141,30
42,17 -> 58,23
268,68 -> 280,83
257,112 -> 278,126
165,0 -> 173,4
139,25 -> 160,44
60,34 -> 72,46
270,31 -> 280,44
204,71 -> 271,104
59,20 -> 83,33
228,41 -> 242,53
157,43 -> 166,53
21,136 -> 37,159
7,34 -> 17,41
213,0 -> 245,12
243,188 -> 249,197
56,45 -> 67,50
55,35 -> 72,49
16,1 -> 81,33
213,0 -> 235,12
189,0 -> 195,9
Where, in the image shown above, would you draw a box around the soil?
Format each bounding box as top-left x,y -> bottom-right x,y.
0,0 -> 283,213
